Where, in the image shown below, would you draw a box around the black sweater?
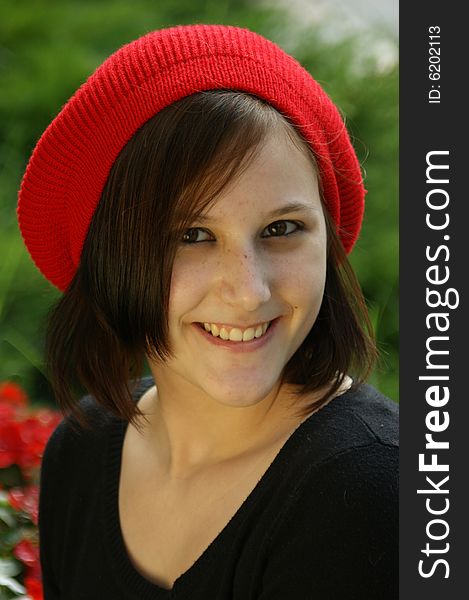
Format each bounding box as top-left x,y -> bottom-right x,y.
38,377 -> 398,599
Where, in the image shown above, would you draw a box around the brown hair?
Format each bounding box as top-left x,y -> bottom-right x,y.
44,90 -> 376,433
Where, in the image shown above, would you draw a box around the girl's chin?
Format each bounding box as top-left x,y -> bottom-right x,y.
200,379 -> 282,408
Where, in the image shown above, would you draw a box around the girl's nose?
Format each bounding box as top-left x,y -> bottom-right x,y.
218,246 -> 271,312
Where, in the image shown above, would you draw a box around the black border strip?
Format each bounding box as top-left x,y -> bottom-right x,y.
400,3 -> 468,596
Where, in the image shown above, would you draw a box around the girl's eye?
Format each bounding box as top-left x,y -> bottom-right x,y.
182,227 -> 212,244
181,221 -> 303,243
261,220 -> 302,238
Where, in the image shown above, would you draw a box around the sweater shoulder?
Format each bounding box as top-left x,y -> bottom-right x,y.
284,385 -> 399,527
347,383 -> 399,446
261,439 -> 399,598
267,387 -> 399,564
302,382 -> 399,454
40,376 -> 154,469
264,383 -> 399,512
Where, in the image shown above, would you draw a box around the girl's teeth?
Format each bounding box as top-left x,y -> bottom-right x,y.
242,328 -> 255,342
229,328 -> 243,342
202,322 -> 271,342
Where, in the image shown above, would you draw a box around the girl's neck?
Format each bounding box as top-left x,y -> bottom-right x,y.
131,374 -> 352,482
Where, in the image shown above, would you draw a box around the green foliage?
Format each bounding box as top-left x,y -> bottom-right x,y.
0,0 -> 398,403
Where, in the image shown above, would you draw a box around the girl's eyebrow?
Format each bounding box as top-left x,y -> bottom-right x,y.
196,202 -> 319,224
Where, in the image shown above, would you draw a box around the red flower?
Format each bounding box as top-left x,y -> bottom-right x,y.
0,419 -> 22,468
0,401 -> 17,421
18,414 -> 59,470
0,384 -> 61,476
8,485 -> 40,525
25,576 -> 44,600
1,381 -> 59,600
14,537 -> 43,598
13,537 -> 39,566
0,381 -> 28,408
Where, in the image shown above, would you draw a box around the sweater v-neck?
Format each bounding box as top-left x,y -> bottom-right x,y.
101,377 -> 353,598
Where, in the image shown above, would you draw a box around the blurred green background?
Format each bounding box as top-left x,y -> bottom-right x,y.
0,0 -> 398,406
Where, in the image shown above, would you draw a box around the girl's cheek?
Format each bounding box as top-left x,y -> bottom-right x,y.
170,255 -> 213,297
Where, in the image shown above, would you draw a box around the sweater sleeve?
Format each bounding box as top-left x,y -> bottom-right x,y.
38,420 -> 69,599
259,442 -> 398,600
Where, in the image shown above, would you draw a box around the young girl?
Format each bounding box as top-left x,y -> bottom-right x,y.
17,24 -> 398,599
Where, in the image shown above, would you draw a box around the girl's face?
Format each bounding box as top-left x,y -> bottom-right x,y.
152,127 -> 327,408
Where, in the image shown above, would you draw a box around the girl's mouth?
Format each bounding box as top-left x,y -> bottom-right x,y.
198,320 -> 272,342
193,317 -> 280,352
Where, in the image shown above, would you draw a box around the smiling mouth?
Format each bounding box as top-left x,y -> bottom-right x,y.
198,321 -> 273,342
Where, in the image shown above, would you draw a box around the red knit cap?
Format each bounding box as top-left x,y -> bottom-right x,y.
17,24 -> 365,292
